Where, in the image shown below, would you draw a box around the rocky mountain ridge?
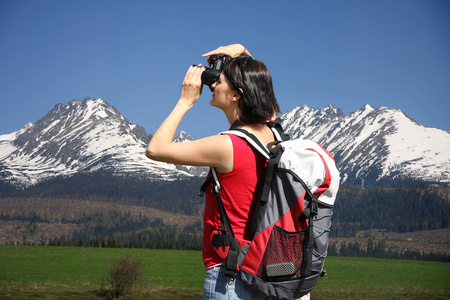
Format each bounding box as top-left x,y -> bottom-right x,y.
0,98 -> 194,187
281,104 -> 449,184
1,98 -> 448,188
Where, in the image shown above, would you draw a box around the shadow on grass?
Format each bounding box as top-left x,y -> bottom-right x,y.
0,283 -> 203,300
312,285 -> 450,300
2,283 -> 449,300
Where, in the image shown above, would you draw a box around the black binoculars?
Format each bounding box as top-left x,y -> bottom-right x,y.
196,54 -> 230,92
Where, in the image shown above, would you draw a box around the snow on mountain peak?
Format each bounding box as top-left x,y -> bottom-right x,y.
381,112 -> 450,182
173,131 -> 194,143
362,104 -> 374,111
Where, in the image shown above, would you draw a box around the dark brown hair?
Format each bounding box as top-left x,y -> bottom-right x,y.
222,56 -> 280,124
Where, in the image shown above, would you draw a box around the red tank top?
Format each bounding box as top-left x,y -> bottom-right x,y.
202,134 -> 267,268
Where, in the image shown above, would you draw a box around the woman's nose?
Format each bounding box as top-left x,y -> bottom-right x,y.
211,81 -> 217,90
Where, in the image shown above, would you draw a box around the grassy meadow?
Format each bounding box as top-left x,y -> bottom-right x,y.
0,245 -> 448,299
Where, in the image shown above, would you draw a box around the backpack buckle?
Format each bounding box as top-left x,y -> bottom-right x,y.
212,185 -> 220,195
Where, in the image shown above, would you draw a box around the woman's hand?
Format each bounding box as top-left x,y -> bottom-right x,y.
202,44 -> 251,65
179,64 -> 205,107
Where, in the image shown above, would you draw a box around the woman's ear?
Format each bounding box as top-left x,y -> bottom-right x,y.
231,90 -> 242,102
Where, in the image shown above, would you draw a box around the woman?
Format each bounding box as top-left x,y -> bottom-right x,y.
146,44 -> 280,299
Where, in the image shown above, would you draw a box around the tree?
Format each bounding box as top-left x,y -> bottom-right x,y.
328,243 -> 338,256
366,238 -> 374,256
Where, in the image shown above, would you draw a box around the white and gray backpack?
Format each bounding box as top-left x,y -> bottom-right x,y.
200,120 -> 340,299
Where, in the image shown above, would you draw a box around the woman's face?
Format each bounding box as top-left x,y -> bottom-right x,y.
210,73 -> 237,109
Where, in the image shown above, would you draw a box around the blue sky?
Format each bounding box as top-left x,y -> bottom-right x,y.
1,0 -> 449,139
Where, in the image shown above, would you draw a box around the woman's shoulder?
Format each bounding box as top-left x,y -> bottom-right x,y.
239,124 -> 276,146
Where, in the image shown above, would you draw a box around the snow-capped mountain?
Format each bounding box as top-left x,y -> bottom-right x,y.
172,131 -> 194,143
0,98 -> 195,187
1,98 -> 448,188
281,104 -> 450,184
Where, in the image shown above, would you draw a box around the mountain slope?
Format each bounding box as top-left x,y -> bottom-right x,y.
281,104 -> 450,184
0,98 -> 193,187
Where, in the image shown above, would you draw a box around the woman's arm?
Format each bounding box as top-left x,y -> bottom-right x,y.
202,44 -> 252,63
146,65 -> 234,172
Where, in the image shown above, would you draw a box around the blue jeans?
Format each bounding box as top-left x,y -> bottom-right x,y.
203,266 -> 268,300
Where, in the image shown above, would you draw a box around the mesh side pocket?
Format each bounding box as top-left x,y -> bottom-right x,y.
256,225 -> 306,280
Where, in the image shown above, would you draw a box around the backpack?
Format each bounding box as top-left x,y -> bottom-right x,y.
199,120 -> 340,299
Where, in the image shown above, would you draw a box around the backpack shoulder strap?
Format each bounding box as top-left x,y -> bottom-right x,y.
221,128 -> 271,159
266,118 -> 290,142
207,167 -> 241,277
223,118 -> 290,152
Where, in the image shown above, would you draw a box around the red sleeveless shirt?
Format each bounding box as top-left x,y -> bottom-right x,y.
202,134 -> 267,268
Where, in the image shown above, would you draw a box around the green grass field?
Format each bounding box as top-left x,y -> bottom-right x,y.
0,245 -> 448,299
